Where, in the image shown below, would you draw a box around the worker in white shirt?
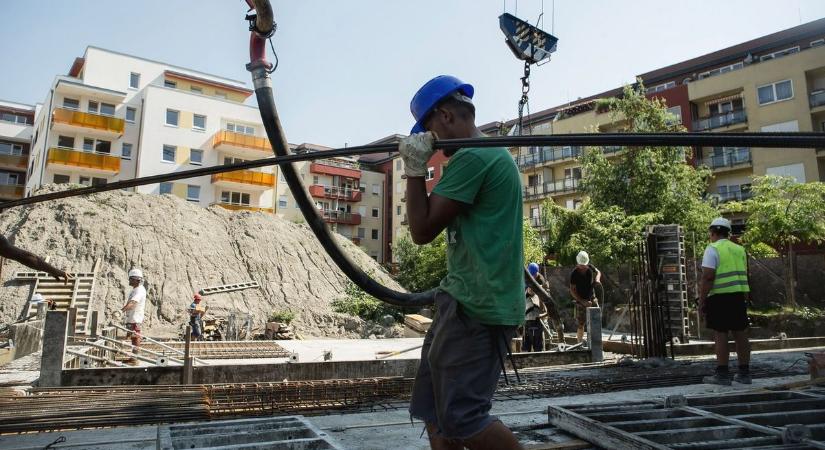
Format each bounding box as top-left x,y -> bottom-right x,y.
121,268 -> 147,364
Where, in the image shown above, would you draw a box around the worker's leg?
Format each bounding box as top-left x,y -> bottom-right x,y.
732,330 -> 750,367
575,304 -> 586,343
426,292 -> 520,448
714,331 -> 729,367
703,295 -> 732,385
731,293 -> 751,382
425,422 -> 463,450
409,295 -> 443,444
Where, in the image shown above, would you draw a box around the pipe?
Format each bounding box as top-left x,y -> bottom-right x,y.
2,132 -> 823,212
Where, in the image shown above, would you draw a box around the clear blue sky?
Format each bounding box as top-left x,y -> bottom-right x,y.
2,1 -> 825,148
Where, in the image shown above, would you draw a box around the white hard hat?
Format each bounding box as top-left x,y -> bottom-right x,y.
576,251 -> 590,266
128,268 -> 143,279
709,217 -> 732,231
31,293 -> 44,303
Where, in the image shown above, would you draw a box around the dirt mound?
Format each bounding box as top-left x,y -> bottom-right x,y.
0,186 -> 404,338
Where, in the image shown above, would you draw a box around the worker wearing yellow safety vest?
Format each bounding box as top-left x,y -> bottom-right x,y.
699,217 -> 751,386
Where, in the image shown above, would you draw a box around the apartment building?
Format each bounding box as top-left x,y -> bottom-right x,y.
275,143 -> 387,261
480,17 -> 825,232
25,46 -> 276,212
0,100 -> 36,201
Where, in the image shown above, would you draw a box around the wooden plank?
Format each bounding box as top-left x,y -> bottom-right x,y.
523,440 -> 591,450
548,405 -> 669,450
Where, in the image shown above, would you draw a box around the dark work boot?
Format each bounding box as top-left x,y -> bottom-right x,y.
703,366 -> 732,386
734,365 -> 752,384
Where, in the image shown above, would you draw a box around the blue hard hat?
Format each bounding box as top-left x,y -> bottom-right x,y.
410,75 -> 474,134
528,263 -> 540,277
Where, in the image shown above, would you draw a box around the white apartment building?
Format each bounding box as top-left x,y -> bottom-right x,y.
26,46 -> 276,212
0,100 -> 37,201
276,144 -> 386,261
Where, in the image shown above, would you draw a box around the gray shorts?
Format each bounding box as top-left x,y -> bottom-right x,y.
409,291 -> 517,440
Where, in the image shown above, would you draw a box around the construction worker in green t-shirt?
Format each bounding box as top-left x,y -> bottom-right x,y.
699,217 -> 752,386
400,75 -> 524,450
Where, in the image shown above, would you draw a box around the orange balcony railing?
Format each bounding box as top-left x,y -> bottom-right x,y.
310,160 -> 361,179
212,130 -> 271,153
321,210 -> 361,225
308,184 -> 363,202
0,154 -> 28,170
213,203 -> 274,213
211,169 -> 274,187
52,108 -> 124,134
0,184 -> 25,199
47,147 -> 120,173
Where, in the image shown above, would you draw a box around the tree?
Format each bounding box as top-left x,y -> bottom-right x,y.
543,81 -> 717,265
393,219 -> 545,291
725,175 -> 825,306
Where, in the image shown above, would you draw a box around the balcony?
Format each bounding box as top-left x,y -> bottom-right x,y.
321,210 -> 361,225
0,154 -> 29,171
811,90 -> 825,109
211,169 -> 274,190
515,146 -> 581,169
309,184 -> 362,202
718,190 -> 753,203
212,130 -> 272,158
0,184 -> 25,200
310,159 -> 361,179
694,109 -> 747,131
528,217 -> 547,228
52,108 -> 124,137
47,147 -> 120,174
212,202 -> 273,214
523,178 -> 581,200
700,148 -> 752,171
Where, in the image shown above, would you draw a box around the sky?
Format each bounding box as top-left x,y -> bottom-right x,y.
2,1 -> 825,148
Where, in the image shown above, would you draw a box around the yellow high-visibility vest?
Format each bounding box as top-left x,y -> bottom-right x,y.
709,239 -> 750,296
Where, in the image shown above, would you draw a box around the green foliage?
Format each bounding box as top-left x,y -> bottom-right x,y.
522,218 -> 545,264
730,176 -> 825,251
331,279 -> 402,322
543,81 -> 718,265
268,310 -> 295,324
744,241 -> 780,259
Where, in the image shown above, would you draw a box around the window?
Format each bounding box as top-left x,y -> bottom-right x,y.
100,103 -> 115,116
221,191 -> 251,205
166,109 -> 179,126
62,98 -> 79,110
395,159 -> 402,170
92,177 -> 107,187
395,182 -> 403,193
80,176 -> 91,186
193,114 -> 206,131
564,167 -> 582,179
0,142 -> 23,155
357,227 -> 365,238
759,46 -> 800,61
371,229 -> 379,240
645,81 -> 675,94
53,174 -> 70,184
372,183 -> 380,195
666,106 -> 682,123
190,149 -> 203,165
278,195 -> 288,208
0,172 -> 20,185
396,205 -> 402,215
224,156 -> 247,165
126,107 -> 136,123
0,112 -> 30,124
190,86 -> 203,94
88,101 -> 98,114
358,206 -> 366,216
226,123 -> 254,135
159,182 -> 173,194
186,185 -> 200,202
83,138 -> 94,152
697,62 -> 743,80
371,208 -> 379,218
425,167 -> 435,181
94,140 -> 111,154
757,80 -> 793,105
359,182 -> 366,193
766,163 -> 806,183
121,143 -> 133,160
57,135 -> 74,149
129,72 -> 140,89
812,39 -> 825,48
162,145 -> 176,162
313,175 -> 319,185
164,79 -> 177,88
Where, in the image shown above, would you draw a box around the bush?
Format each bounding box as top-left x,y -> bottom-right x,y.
268,310 -> 295,324
746,242 -> 780,259
331,280 -> 404,323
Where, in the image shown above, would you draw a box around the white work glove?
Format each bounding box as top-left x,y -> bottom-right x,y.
399,132 -> 436,178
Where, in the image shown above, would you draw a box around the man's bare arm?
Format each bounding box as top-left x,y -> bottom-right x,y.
405,178 -> 466,245
0,236 -> 70,282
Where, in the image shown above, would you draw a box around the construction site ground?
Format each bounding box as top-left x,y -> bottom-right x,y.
0,344 -> 819,450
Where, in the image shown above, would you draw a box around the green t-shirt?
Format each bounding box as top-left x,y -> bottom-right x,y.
432,146 -> 525,326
